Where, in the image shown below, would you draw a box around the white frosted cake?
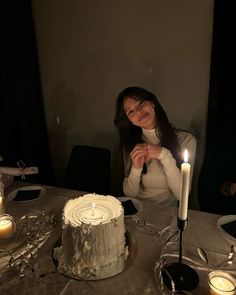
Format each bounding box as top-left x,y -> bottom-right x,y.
54,194 -> 129,280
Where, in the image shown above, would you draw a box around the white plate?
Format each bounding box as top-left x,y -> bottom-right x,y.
7,186 -> 46,203
217,215 -> 236,240
117,197 -> 143,216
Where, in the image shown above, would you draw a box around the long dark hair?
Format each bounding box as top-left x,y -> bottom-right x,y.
114,86 -> 181,168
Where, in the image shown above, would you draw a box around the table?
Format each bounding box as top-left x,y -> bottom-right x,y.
0,182 -> 236,295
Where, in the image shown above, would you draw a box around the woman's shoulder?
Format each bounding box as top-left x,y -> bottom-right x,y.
176,130 -> 197,146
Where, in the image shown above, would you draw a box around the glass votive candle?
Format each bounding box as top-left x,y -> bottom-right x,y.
0,214 -> 15,239
208,271 -> 236,295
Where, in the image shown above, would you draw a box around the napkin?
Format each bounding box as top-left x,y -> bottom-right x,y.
0,166 -> 38,176
0,166 -> 39,189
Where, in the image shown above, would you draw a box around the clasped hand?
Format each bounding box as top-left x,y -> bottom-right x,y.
130,143 -> 162,169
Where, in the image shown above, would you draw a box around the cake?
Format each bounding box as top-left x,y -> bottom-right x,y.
54,193 -> 129,280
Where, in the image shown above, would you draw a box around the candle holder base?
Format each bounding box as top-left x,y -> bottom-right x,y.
162,262 -> 199,292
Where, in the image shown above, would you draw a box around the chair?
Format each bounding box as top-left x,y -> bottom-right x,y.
64,145 -> 111,195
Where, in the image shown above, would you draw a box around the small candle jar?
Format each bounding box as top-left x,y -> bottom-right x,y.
208,271 -> 236,295
0,214 -> 16,239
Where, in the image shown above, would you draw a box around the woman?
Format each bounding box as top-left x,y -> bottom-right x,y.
114,86 -> 196,205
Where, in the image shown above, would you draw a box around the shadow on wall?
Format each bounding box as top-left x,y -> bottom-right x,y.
188,119 -> 206,210
47,80 -> 78,186
176,99 -> 208,210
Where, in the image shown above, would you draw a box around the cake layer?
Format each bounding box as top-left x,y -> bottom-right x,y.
54,194 -> 128,279
63,194 -> 122,226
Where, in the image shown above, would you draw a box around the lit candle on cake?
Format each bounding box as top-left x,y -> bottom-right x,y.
92,202 -> 95,216
179,149 -> 191,221
74,200 -> 103,223
67,196 -> 113,226
0,214 -> 15,239
208,271 -> 236,295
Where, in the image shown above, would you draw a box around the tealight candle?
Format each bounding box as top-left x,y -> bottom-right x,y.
208,271 -> 236,295
0,214 -> 15,239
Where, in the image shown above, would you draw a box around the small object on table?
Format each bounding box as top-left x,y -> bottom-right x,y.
217,216 -> 236,240
117,197 -> 143,216
122,199 -> 138,215
0,214 -> 15,239
13,189 -> 41,201
221,220 -> 236,239
208,270 -> 236,295
0,165 -> 38,177
7,186 -> 45,203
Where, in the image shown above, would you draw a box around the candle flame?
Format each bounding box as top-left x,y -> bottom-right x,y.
183,149 -> 189,163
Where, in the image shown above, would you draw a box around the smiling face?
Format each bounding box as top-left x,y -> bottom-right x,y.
123,96 -> 157,129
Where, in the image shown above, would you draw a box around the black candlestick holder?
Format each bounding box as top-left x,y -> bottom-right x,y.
162,218 -> 199,292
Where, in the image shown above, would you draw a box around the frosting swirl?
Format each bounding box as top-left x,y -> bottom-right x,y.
63,194 -> 123,226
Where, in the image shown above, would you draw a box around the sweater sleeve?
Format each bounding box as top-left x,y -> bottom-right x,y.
158,147 -> 181,200
123,166 -> 143,197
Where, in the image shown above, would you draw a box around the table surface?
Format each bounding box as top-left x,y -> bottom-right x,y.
1,182 -> 236,295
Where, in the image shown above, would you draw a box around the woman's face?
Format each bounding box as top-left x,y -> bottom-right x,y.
123,96 -> 156,129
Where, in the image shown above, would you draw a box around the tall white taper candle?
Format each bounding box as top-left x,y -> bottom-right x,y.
179,149 -> 191,220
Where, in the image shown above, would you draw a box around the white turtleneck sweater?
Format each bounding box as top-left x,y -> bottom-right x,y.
122,129 -> 196,206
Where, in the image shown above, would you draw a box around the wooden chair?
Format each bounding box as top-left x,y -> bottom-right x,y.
64,145 -> 111,195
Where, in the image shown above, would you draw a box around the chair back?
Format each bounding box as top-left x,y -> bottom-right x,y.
64,145 -> 111,195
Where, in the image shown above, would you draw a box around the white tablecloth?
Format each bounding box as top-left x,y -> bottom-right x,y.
0,182 -> 235,295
